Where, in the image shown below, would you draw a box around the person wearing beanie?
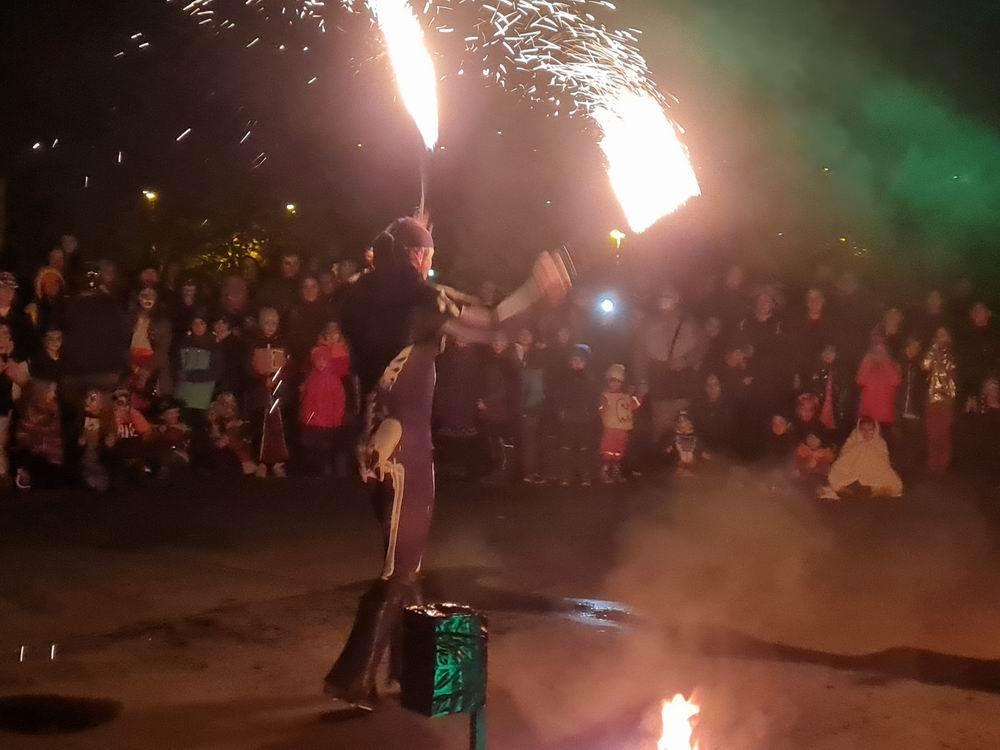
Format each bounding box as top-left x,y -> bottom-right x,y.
599,362 -> 641,483
326,215 -> 571,710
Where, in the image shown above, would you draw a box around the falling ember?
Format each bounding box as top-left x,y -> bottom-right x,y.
592,90 -> 700,234
366,0 -> 439,150
657,693 -> 700,750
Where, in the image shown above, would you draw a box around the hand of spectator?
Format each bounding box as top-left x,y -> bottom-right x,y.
476,399 -> 486,412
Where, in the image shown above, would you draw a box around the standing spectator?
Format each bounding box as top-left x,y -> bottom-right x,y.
62,270 -> 129,406
856,334 -> 902,436
127,287 -> 173,411
477,332 -> 519,486
24,266 -> 68,349
31,330 -> 64,386
434,336 -> 483,479
218,275 -> 253,333
287,275 -> 333,365
956,301 -> 998,403
171,279 -> 201,339
58,233 -> 83,288
895,336 -> 927,474
0,272 -> 31,349
739,286 -> 790,435
959,377 -> 1000,493
514,328 -> 547,485
717,264 -> 749,333
212,317 -> 248,402
0,323 -> 30,487
247,307 -> 289,477
913,289 -> 951,345
258,252 -> 302,315
554,344 -> 598,486
699,316 -> 726,378
922,327 -> 958,477
790,287 -> 834,381
633,287 -> 703,450
598,363 -> 641,483
299,322 -> 351,476
874,307 -> 906,358
174,314 -> 222,428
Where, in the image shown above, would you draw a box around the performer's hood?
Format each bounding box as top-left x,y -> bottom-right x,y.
373,217 -> 434,267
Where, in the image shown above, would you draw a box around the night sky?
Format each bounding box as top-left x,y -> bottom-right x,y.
1,0 -> 998,288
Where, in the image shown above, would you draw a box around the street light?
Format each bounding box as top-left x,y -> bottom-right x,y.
285,203 -> 297,215
142,189 -> 159,205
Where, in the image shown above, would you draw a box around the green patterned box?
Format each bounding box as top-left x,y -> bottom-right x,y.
400,603 -> 488,718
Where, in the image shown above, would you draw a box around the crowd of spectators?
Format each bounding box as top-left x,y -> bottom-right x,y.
1,232 -> 998,500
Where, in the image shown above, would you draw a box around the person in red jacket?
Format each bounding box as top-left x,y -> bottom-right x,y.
856,334 -> 902,439
299,322 -> 352,475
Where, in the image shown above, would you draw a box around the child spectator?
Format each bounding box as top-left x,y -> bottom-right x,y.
175,314 -> 222,427
152,397 -> 192,479
856,334 -> 902,436
79,388 -> 114,491
960,377 -> 1000,493
598,363 -> 641,484
895,336 -> 926,474
819,417 -> 903,500
25,266 -> 68,348
922,326 -> 958,477
807,344 -> 846,437
763,414 -> 797,466
554,344 -> 598,486
208,392 -> 257,476
14,380 -> 64,490
794,431 -> 836,484
111,386 -> 152,484
248,307 -> 290,478
0,322 -> 30,487
664,411 -> 704,477
299,322 -> 351,476
32,330 -> 64,385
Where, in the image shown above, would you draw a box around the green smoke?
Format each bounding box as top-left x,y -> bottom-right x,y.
649,0 -> 1000,273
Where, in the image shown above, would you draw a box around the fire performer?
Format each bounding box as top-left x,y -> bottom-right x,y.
324,216 -> 571,709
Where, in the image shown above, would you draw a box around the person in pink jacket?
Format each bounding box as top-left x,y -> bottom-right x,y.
856,334 -> 902,437
299,322 -> 352,475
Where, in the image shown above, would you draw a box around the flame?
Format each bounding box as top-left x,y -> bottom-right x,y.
366,0 -> 439,150
593,90 -> 701,234
657,693 -> 700,750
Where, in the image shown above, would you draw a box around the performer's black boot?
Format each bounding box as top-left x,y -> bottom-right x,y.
323,578 -> 408,710
388,579 -> 423,687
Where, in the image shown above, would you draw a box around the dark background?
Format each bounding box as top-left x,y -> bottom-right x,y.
1,0 -> 998,291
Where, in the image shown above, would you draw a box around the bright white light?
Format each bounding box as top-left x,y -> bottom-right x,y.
427,268 -> 437,278
599,297 -> 616,314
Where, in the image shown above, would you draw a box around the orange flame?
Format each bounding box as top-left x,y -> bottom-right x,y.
367,0 -> 439,150
592,90 -> 700,234
657,693 -> 700,750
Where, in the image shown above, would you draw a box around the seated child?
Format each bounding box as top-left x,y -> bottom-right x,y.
208,391 -> 257,476
14,380 -> 64,490
794,431 -> 837,482
111,386 -> 152,483
152,397 -> 192,478
819,417 -> 903,500
598,363 -> 641,484
763,414 -> 797,465
664,411 -> 704,477
79,389 -> 115,491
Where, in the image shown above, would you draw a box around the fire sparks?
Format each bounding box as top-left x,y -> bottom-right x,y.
657,694 -> 700,750
365,0 -> 439,150
593,90 -> 700,233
